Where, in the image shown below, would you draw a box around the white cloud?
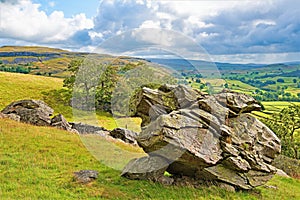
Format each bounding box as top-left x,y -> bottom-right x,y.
49,1 -> 55,7
139,20 -> 160,29
0,0 -> 94,43
90,0 -> 300,57
88,31 -> 103,40
211,52 -> 300,64
253,19 -> 276,27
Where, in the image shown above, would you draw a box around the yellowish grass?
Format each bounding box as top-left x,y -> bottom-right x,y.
0,71 -> 63,110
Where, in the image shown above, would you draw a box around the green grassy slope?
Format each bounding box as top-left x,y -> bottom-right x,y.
0,71 -> 63,110
1,118 -> 300,199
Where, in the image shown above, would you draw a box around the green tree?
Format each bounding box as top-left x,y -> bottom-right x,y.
63,59 -> 116,111
263,104 -> 300,159
95,65 -> 119,111
63,59 -> 83,89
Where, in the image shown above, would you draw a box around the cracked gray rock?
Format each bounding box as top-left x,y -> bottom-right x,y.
122,85 -> 281,190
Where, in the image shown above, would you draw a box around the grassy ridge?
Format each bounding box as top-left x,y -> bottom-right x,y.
0,46 -> 68,53
1,118 -> 300,199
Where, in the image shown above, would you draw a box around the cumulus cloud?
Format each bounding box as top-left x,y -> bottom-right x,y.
89,0 -> 300,57
198,0 -> 300,54
0,0 -> 94,44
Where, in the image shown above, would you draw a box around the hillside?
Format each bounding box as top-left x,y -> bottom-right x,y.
0,46 -> 148,78
0,46 -> 87,77
1,118 -> 300,199
0,71 -> 63,110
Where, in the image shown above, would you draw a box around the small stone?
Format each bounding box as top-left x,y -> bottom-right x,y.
73,170 -> 99,184
156,175 -> 174,186
7,113 -> 21,121
0,113 -> 6,119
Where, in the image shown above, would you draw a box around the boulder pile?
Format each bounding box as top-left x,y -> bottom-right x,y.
121,85 -> 281,190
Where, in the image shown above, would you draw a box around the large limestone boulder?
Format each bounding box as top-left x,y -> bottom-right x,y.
122,85 -> 281,190
1,99 -> 53,126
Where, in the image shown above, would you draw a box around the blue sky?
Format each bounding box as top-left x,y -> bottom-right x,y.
31,0 -> 99,18
1,0 -> 300,63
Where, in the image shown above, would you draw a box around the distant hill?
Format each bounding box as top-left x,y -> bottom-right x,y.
1,46 -> 300,78
148,58 -> 300,74
0,46 -> 87,77
0,46 -> 148,78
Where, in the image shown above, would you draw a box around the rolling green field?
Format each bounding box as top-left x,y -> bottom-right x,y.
253,101 -> 300,119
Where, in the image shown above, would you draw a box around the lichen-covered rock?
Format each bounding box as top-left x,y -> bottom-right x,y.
123,84 -> 281,190
1,99 -> 53,126
214,91 -> 261,115
137,113 -> 222,176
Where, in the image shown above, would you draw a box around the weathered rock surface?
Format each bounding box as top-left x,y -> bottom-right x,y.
122,85 -> 281,190
109,128 -> 138,145
0,112 -> 20,121
69,122 -> 108,135
73,170 -> 99,184
121,156 -> 170,181
1,99 -> 54,126
51,114 -> 73,131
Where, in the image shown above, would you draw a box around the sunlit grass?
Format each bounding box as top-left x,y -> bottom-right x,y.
0,72 -> 63,110
1,118 -> 300,199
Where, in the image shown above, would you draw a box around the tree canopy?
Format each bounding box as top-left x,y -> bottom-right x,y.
264,104 -> 300,159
